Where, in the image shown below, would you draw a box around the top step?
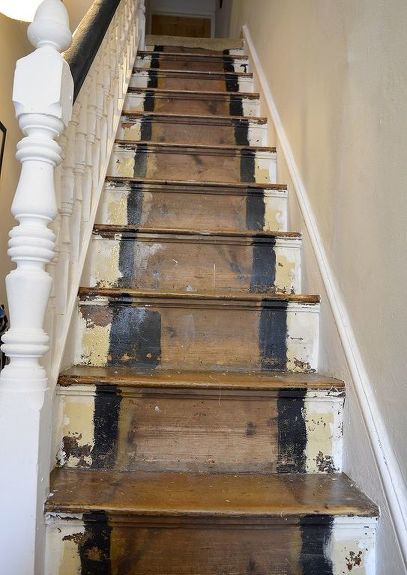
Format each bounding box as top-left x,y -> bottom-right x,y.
145,37 -> 245,56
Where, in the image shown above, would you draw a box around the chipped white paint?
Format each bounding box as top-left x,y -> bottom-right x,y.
74,309 -> 112,367
286,301 -> 320,372
254,151 -> 277,184
44,513 -> 85,575
264,189 -> 288,232
84,234 -> 123,288
330,517 -> 377,575
304,389 -> 344,473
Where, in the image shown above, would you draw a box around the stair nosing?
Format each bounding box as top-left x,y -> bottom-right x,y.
104,176 -> 287,191
121,111 -> 267,124
114,140 -> 276,153
127,87 -> 260,99
133,67 -> 253,78
138,51 -> 248,61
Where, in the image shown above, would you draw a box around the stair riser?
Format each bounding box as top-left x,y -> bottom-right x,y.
124,91 -> 261,117
117,116 -> 267,146
136,54 -> 249,73
108,146 -> 276,185
98,182 -> 288,232
145,45 -> 246,56
56,386 -> 343,473
130,70 -> 254,93
45,514 -> 376,575
74,297 -> 319,372
85,234 -> 301,293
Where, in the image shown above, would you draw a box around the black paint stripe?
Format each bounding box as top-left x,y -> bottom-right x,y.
233,119 -> 249,146
300,515 -> 334,575
277,388 -> 307,473
118,235 -> 135,288
223,56 -> 235,74
127,183 -> 143,225
140,117 -> 152,141
229,95 -> 244,117
133,144 -> 148,178
79,511 -> 112,575
107,305 -> 161,369
91,385 -> 122,469
147,70 -> 158,89
246,190 -> 265,230
154,45 -> 164,52
240,150 -> 256,182
225,73 -> 239,92
250,238 -> 276,292
259,301 -> 288,370
144,90 -> 155,112
150,51 -> 160,70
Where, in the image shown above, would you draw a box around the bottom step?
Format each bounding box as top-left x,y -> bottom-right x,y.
45,469 -> 377,575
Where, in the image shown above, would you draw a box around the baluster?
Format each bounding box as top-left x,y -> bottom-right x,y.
0,1 -> 73,572
70,105 -> 84,279
138,0 -> 146,50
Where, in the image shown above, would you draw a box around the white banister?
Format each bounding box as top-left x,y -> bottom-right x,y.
0,0 -> 144,571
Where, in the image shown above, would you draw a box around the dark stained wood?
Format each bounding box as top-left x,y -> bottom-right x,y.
92,224 -> 299,238
115,141 -> 275,153
121,111 -> 267,124
132,68 -> 251,92
47,469 -> 377,517
59,366 -> 344,391
104,176 -> 286,190
137,53 -> 248,73
138,50 -> 248,61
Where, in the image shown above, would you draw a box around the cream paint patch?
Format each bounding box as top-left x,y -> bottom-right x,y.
303,390 -> 344,473
136,55 -> 152,69
58,387 -> 97,468
274,239 -> 302,293
124,92 -> 145,113
44,514 -> 84,575
247,124 -> 267,146
75,310 -> 112,367
105,189 -> 129,225
89,236 -> 122,287
286,303 -> 319,372
238,76 -> 254,92
120,121 -> 142,141
242,98 -> 261,117
255,153 -> 277,184
330,517 -> 377,575
263,190 -> 288,232
129,72 -> 149,89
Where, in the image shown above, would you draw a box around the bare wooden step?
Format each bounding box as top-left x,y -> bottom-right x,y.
108,141 -> 276,184
124,87 -> 261,117
145,43 -> 245,56
137,51 -> 249,73
85,225 -> 301,293
99,178 -> 288,232
130,68 -> 254,93
45,469 -> 377,575
56,366 -> 344,474
74,289 -> 319,373
118,112 -> 267,146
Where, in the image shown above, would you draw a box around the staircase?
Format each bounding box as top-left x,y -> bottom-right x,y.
45,38 -> 377,574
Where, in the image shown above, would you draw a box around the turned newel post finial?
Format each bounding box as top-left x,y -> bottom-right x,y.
0,0 -> 73,387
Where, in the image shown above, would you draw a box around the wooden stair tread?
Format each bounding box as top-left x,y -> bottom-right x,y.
138,51 -> 248,61
92,224 -> 300,239
127,87 -> 260,99
122,111 -> 267,124
105,176 -> 287,191
47,469 -> 377,518
59,365 -> 344,391
115,140 -> 276,153
78,287 -> 320,304
133,67 -> 253,78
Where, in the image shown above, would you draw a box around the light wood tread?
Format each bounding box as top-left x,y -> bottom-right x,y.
105,176 -> 287,191
138,51 -> 248,61
133,67 -> 253,78
121,111 -> 267,124
47,469 -> 377,518
127,87 -> 260,99
115,140 -> 276,153
92,224 -> 301,240
78,287 -> 320,305
59,366 -> 344,392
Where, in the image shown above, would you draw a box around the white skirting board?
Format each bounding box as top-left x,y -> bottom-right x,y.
240,23 -> 406,573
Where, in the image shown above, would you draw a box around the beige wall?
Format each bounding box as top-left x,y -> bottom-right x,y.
0,15 -> 31,311
229,1 -> 407,572
64,0 -> 93,32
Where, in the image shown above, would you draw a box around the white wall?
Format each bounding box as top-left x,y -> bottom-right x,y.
229,1 -> 407,573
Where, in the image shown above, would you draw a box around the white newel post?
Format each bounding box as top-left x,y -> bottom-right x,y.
0,1 -> 73,573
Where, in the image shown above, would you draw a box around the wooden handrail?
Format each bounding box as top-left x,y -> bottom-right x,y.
64,0 -> 121,101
